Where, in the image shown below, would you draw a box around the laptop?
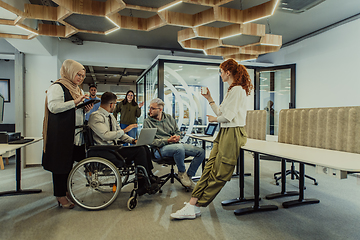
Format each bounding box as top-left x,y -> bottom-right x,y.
134,128 -> 157,146
191,123 -> 218,137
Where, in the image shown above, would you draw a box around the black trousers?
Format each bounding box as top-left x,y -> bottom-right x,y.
52,145 -> 85,197
117,146 -> 154,177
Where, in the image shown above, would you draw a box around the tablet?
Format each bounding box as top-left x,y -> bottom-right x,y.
76,99 -> 100,109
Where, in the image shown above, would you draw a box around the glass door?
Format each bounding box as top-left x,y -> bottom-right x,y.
256,64 -> 295,137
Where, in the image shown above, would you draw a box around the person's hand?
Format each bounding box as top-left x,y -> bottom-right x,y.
138,102 -> 144,108
201,87 -> 212,101
174,135 -> 180,142
74,94 -> 89,106
206,115 -> 217,122
123,124 -> 138,133
168,135 -> 180,143
84,103 -> 94,113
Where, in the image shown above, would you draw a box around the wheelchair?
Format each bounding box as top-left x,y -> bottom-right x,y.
67,125 -> 157,211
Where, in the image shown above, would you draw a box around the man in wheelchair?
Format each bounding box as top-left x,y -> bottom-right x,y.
88,92 -> 160,195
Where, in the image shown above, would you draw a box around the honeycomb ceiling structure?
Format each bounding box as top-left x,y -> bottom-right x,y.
0,0 -> 282,61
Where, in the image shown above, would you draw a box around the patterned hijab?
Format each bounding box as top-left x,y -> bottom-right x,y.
42,59 -> 85,152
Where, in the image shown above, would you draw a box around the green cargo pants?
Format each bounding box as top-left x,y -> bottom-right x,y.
192,126 -> 247,207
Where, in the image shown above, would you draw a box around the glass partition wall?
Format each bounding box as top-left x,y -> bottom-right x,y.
137,59 -> 223,143
136,57 -> 295,141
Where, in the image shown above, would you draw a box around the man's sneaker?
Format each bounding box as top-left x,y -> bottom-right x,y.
187,175 -> 196,189
195,205 -> 201,217
171,202 -> 196,219
178,172 -> 191,187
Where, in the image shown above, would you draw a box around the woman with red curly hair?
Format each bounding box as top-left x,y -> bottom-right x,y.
171,58 -> 253,219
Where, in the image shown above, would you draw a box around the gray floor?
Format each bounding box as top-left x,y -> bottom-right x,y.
1,152 -> 360,240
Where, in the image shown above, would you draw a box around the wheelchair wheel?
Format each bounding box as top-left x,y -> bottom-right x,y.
68,157 -> 121,210
127,197 -> 137,210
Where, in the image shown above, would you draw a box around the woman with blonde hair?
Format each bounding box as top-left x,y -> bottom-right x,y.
42,59 -> 93,209
171,58 -> 253,219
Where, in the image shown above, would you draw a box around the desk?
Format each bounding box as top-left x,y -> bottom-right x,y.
0,137 -> 43,197
186,134 -> 215,171
232,139 -> 360,215
187,134 -> 254,205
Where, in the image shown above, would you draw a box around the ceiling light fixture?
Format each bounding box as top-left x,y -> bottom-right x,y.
220,33 -> 242,40
105,16 -> 120,28
260,43 -> 280,46
244,0 -> 280,24
241,58 -> 257,62
271,0 -> 281,15
105,27 -> 120,35
182,47 -> 207,55
281,7 -> 293,11
158,1 -> 182,12
15,24 -> 38,35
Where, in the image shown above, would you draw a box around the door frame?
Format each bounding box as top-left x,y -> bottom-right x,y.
254,64 -> 296,110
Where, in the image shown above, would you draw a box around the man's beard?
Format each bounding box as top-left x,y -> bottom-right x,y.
151,112 -> 158,119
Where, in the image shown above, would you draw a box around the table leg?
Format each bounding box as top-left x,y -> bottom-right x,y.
234,152 -> 278,215
222,149 -> 255,206
192,140 -> 206,181
265,158 -> 299,199
0,148 -> 42,197
282,162 -> 319,208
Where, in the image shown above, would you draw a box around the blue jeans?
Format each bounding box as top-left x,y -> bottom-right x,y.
120,123 -> 137,146
155,143 -> 205,177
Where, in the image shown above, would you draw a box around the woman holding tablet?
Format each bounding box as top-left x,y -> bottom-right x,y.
42,59 -> 92,209
171,58 -> 253,219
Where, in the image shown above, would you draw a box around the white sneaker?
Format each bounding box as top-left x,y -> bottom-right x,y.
178,172 -> 191,187
195,206 -> 201,217
171,202 -> 196,219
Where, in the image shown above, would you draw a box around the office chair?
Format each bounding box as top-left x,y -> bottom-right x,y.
151,147 -> 191,192
273,160 -> 318,186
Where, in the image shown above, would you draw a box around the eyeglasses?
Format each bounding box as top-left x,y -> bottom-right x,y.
76,73 -> 85,79
127,94 -> 134,97
149,107 -> 160,111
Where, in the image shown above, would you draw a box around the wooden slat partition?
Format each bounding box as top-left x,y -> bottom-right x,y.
279,106 -> 360,154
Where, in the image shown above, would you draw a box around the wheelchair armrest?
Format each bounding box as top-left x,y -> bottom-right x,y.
89,145 -> 123,151
88,145 -> 126,162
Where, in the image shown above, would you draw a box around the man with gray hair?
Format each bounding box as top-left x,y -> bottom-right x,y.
143,98 -> 204,188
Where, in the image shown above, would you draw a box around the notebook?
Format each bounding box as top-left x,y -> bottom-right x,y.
134,128 -> 157,146
191,123 -> 218,137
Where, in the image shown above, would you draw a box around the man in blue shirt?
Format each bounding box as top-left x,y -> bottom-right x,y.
84,85 -> 101,124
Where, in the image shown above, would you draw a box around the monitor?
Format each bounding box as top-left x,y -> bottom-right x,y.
0,94 -> 4,123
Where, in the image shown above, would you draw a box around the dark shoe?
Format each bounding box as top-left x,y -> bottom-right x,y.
147,183 -> 161,195
137,186 -> 147,196
150,175 -> 161,184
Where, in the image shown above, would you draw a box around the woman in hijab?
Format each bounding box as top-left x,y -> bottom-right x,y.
42,59 -> 93,209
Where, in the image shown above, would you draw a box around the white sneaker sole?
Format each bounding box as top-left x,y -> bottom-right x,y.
170,214 -> 196,219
